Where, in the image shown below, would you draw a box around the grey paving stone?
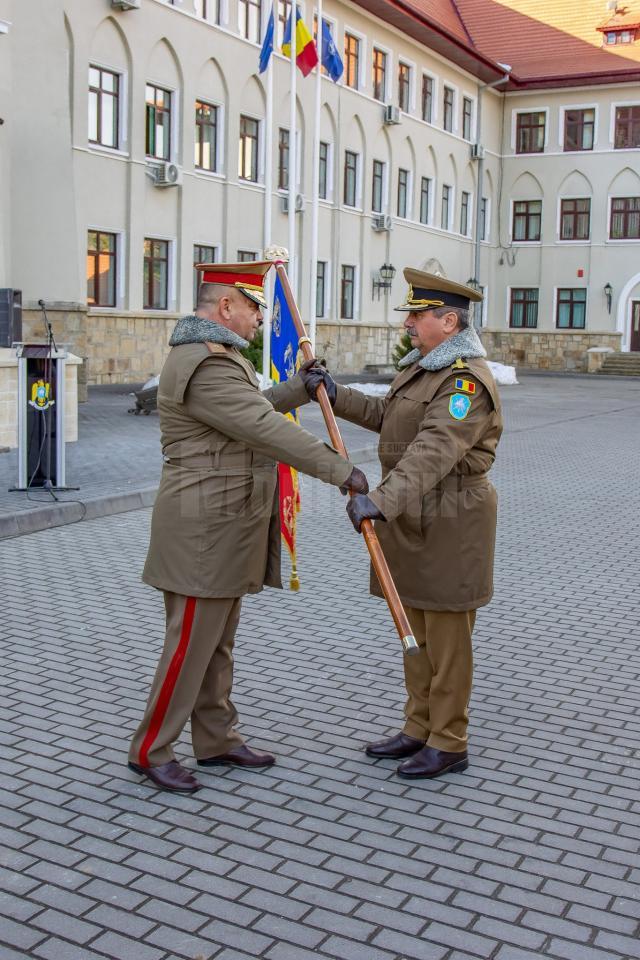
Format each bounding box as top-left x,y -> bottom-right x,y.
4,377 -> 640,960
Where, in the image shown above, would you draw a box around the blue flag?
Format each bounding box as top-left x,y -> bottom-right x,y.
270,274 -> 299,403
258,4 -> 275,73
321,19 -> 343,83
270,273 -> 302,589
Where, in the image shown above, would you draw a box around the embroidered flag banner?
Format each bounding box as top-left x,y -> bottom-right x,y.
271,273 -> 301,589
282,5 -> 319,77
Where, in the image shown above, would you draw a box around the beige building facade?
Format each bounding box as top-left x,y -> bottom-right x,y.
0,0 -> 639,382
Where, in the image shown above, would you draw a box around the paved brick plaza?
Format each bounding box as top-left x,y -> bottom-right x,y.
1,375 -> 640,960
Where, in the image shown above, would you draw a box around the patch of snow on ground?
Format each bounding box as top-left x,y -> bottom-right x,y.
487,361 -> 518,385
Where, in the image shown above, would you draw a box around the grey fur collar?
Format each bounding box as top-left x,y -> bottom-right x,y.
399,324 -> 486,372
169,314 -> 248,349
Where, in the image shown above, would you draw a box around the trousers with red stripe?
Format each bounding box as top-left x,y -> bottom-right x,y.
129,592 -> 244,767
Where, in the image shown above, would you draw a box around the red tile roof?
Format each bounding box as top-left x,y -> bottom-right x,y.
352,0 -> 640,86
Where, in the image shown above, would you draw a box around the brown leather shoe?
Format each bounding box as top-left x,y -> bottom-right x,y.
365,732 -> 426,759
128,760 -> 201,794
197,744 -> 276,769
396,746 -> 468,779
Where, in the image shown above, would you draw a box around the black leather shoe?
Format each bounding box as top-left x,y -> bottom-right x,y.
396,746 -> 468,779
128,760 -> 201,794
197,744 -> 275,769
365,732 -> 426,759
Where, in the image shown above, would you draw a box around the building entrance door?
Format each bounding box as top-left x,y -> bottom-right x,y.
631,301 -> 640,352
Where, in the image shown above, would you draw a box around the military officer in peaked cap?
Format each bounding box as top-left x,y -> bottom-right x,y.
313,269 -> 503,779
127,260 -> 368,794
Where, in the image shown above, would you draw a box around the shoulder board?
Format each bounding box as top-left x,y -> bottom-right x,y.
205,343 -> 230,356
451,358 -> 468,371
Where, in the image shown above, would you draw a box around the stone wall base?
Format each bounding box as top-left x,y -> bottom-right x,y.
23,305 -> 89,400
480,330 -> 623,373
19,311 -> 628,384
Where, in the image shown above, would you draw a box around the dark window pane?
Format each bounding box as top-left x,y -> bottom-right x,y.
516,111 -> 545,154
87,230 -> 117,307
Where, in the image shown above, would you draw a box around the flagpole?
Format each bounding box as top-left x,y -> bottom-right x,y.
262,3 -> 274,385
309,0 -> 322,353
288,6 -> 297,296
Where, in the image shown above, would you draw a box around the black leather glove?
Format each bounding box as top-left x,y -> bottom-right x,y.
346,494 -> 386,533
340,467 -> 369,496
298,358 -> 337,405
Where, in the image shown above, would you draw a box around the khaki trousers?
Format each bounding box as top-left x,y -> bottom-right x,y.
402,607 -> 476,752
129,592 -> 244,767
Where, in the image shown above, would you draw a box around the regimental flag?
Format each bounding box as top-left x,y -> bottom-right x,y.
282,5 -> 319,77
258,3 -> 275,73
271,274 -> 302,590
320,18 -> 343,82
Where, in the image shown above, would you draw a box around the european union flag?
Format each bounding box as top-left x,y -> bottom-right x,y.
321,19 -> 343,83
258,4 -> 275,73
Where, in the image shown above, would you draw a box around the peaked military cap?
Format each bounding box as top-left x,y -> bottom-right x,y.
195,260 -> 272,308
394,268 -> 483,312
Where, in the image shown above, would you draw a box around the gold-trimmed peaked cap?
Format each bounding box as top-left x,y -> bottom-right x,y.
394,268 -> 483,312
195,260 -> 272,309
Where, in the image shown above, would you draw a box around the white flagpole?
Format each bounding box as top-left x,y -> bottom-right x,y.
288,5 -> 297,295
309,0 -> 322,353
262,4 -> 274,385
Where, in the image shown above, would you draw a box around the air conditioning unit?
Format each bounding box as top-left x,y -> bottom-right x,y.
280,193 -> 304,214
470,143 -> 485,160
111,0 -> 140,10
383,104 -> 401,125
372,214 -> 393,232
149,162 -> 183,187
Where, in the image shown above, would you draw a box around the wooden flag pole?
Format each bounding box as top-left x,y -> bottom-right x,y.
266,254 -> 418,656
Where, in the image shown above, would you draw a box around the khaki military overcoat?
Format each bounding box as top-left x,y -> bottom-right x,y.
143,343 -> 353,598
333,357 -> 503,611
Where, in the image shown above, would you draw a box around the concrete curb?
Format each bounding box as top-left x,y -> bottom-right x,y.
0,446 -> 379,540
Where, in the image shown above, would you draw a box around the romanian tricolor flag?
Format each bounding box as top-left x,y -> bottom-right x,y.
271,274 -> 302,590
282,5 -> 319,77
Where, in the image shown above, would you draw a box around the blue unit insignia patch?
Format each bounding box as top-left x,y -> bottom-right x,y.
449,393 -> 472,420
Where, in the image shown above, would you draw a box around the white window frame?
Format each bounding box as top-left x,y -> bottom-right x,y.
558,103 -> 598,153
396,168 -> 412,220
607,193 -> 640,242
480,195 -> 491,242
461,92 -> 477,141
339,263 -> 359,320
510,197 -> 543,244
145,78 -> 178,163
318,140 -> 334,202
371,43 -> 392,102
554,285 -> 588,330
460,190 -> 473,237
419,175 -> 433,225
143,235 -> 176,313
315,259 -> 331,318
238,113 -> 264,185
510,106 -> 550,153
343,149 -> 361,210
441,183 -> 454,231
194,98 -> 224,175
420,70 -> 438,124
88,62 -> 129,155
442,82 -> 458,135
86,226 -> 125,310
343,26 -> 366,92
556,194 -> 592,244
398,58 -> 415,114
610,100 -> 640,149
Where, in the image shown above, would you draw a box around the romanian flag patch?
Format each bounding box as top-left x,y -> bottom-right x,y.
455,378 -> 476,394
